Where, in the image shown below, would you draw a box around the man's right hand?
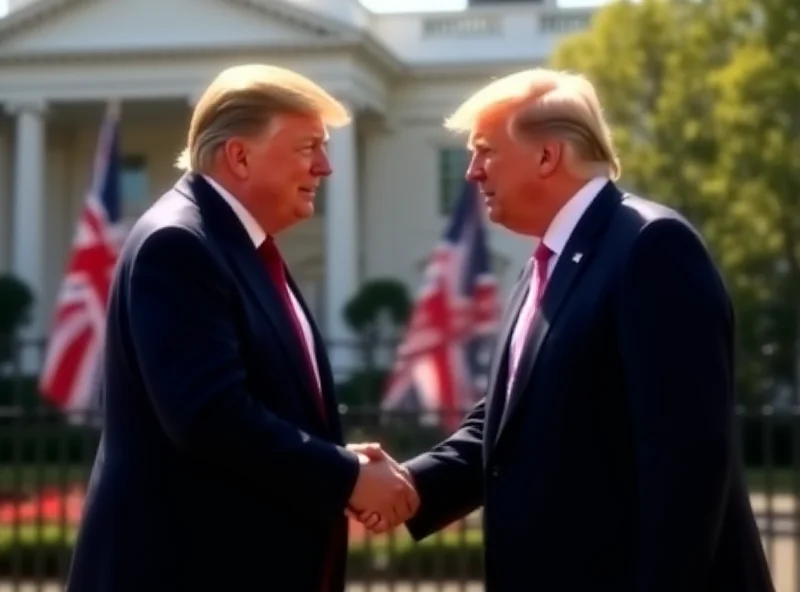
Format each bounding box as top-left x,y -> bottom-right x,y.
347,444 -> 418,529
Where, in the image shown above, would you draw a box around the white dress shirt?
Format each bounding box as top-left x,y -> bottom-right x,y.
506,176 -> 609,396
202,175 -> 321,391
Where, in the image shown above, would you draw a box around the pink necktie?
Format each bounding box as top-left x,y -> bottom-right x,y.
508,242 -> 554,389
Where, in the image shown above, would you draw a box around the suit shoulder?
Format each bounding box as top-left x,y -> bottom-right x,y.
618,195 -> 725,291
120,188 -> 209,264
111,204 -> 226,308
618,193 -> 693,230
599,192 -> 716,283
612,193 -> 704,247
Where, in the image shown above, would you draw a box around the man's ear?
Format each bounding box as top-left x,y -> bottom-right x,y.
538,139 -> 562,177
222,138 -> 249,179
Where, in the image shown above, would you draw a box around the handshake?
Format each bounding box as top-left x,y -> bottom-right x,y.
346,443 -> 419,534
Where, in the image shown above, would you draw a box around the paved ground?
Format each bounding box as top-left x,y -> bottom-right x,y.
347,583 -> 484,592
0,585 -> 61,591
761,536 -> 797,592
750,492 -> 799,591
0,584 -> 487,592
0,564 -> 795,592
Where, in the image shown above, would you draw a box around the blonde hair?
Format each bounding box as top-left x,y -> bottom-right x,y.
176,64 -> 351,172
445,68 -> 620,180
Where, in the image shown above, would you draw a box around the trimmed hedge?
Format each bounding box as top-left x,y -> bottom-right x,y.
0,524 -> 75,578
0,525 -> 485,580
349,528 -> 483,579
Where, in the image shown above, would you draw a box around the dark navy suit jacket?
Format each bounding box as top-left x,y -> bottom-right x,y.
405,182 -> 774,591
66,174 -> 360,591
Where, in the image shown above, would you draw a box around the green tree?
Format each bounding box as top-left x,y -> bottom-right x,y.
551,0 -> 800,404
705,0 -> 800,401
338,279 -> 412,408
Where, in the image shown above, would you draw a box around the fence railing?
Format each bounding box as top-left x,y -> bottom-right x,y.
0,341 -> 799,590
0,405 -> 792,590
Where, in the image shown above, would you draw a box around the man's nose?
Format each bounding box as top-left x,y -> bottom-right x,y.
313,154 -> 332,177
466,163 -> 485,183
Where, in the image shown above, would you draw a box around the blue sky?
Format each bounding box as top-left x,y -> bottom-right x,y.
1,0 -> 603,18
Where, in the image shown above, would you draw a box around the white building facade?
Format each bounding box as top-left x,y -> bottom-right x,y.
0,0 -> 592,367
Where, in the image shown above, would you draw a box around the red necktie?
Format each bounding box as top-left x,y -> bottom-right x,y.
257,237 -> 327,422
260,237 -> 337,592
508,242 -> 554,389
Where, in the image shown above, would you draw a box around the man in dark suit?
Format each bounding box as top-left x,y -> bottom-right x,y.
357,68 -> 774,591
66,64 -> 417,592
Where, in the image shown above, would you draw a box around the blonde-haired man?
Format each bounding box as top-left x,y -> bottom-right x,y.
359,68 -> 773,591
66,65 -> 417,592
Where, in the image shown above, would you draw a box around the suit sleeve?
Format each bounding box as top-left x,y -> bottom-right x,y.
404,398 -> 486,540
126,227 -> 360,520
618,218 -> 734,591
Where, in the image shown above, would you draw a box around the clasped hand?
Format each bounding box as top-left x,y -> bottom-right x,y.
346,443 -> 419,534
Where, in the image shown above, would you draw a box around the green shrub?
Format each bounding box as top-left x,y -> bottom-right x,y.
0,275 -> 34,366
0,524 -> 75,577
0,524 -> 485,580
348,528 -> 484,580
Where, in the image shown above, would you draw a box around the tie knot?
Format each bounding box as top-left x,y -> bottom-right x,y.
258,236 -> 285,280
534,242 -> 553,265
258,235 -> 279,257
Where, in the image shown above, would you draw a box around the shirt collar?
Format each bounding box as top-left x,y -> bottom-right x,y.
202,174 -> 267,248
541,176 -> 609,256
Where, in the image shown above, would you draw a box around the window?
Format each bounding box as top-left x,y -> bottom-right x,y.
438,147 -> 470,215
120,155 -> 149,219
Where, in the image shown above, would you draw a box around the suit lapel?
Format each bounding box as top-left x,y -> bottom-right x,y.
495,182 -> 623,441
176,174 -> 329,432
483,260 -> 533,455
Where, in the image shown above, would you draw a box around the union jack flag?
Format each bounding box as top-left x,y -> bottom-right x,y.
39,103 -> 124,419
381,181 -> 500,433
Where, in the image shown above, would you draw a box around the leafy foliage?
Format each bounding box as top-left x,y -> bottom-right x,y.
551,0 -> 800,404
338,279 -> 412,407
343,278 -> 411,337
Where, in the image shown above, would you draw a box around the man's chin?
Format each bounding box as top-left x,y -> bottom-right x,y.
486,206 -> 503,224
488,209 -> 532,236
295,202 -> 315,219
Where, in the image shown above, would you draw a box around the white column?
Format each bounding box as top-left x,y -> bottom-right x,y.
324,106 -> 359,375
8,100 -> 47,373
0,128 -> 10,272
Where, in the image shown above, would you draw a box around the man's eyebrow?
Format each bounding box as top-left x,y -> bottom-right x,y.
300,134 -> 328,144
469,137 -> 488,150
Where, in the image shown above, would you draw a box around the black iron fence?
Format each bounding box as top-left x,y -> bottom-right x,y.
0,342 -> 799,590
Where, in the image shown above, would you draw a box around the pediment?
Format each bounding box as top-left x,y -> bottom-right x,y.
0,0 -> 353,56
